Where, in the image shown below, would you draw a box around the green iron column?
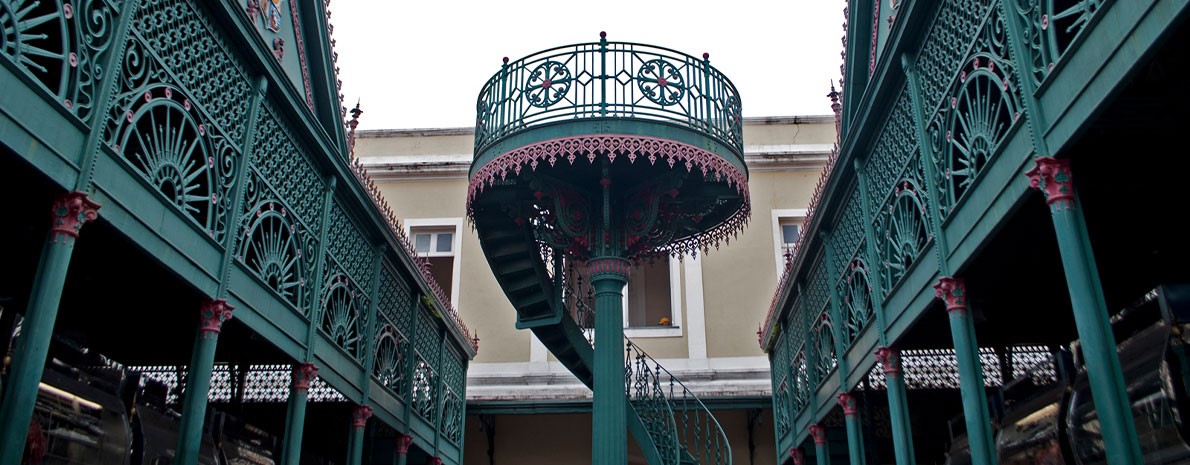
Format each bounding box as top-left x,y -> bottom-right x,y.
280,363 -> 318,465
934,277 -> 996,465
347,406 -> 371,465
589,257 -> 631,465
174,300 -> 235,465
809,424 -> 829,465
1027,157 -> 1142,465
791,447 -> 805,465
0,192 -> 99,465
838,393 -> 866,465
876,347 -> 915,465
393,434 -> 413,465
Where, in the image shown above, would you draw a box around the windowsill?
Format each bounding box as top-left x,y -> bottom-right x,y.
624,326 -> 682,338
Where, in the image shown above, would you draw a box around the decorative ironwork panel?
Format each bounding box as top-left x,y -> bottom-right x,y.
237,173 -> 319,313
865,348 -> 1003,389
377,266 -> 413,336
411,359 -> 437,421
129,364 -> 347,403
1012,0 -> 1106,88
0,0 -> 123,121
131,0 -> 251,141
830,192 -> 867,276
1011,345 -> 1057,384
774,376 -> 791,438
837,259 -> 875,345
925,2 -> 1024,218
307,377 -> 347,402
784,297 -> 807,356
439,347 -> 465,444
805,257 -> 830,320
320,270 -> 369,360
863,87 -> 918,204
473,41 -> 743,156
106,75 -> 242,242
772,338 -> 792,438
325,201 -> 374,288
410,312 -> 439,421
372,322 -> 408,398
874,170 -> 931,294
413,312 -> 438,362
251,101 -> 324,223
792,352 -> 810,413
811,312 -> 837,382
914,0 -> 991,115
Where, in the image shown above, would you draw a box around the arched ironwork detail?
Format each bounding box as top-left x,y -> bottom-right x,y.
791,352 -> 809,413
373,324 -> 407,396
240,205 -> 309,309
840,259 -> 874,343
0,0 -> 117,120
117,87 -> 229,238
879,180 -> 929,290
934,57 -> 1019,214
812,314 -> 837,381
321,274 -> 363,358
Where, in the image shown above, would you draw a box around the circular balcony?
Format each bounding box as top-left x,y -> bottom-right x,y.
473,35 -> 743,170
468,34 -> 748,261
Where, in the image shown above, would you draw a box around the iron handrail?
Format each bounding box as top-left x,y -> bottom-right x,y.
474,36 -> 743,159
627,338 -> 733,465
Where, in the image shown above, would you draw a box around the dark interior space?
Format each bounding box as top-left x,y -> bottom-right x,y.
0,149 -> 367,464
1068,21 -> 1190,315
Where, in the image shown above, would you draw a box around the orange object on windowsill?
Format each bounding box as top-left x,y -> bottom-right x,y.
658,317 -> 671,326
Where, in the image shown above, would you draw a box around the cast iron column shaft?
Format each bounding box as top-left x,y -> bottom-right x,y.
0,192 -> 98,465
281,363 -> 317,465
838,394 -> 866,465
1028,157 -> 1142,464
935,277 -> 996,465
394,434 -> 413,465
348,406 -> 371,465
175,300 -> 235,465
810,424 -> 829,465
877,347 -> 915,465
589,258 -> 630,465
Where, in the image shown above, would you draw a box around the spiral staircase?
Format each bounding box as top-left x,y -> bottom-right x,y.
467,35 -> 748,465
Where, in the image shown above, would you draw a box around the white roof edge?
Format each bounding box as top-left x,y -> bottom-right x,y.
355,115 -> 836,138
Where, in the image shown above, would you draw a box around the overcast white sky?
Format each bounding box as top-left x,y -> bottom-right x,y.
332,1 -> 844,131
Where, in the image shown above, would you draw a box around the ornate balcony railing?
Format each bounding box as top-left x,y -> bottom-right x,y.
472,34 -> 743,161
627,339 -> 731,465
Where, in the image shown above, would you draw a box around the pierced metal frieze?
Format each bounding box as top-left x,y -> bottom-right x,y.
0,0 -> 122,121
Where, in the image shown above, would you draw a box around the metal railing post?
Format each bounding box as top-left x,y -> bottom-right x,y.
599,32 -> 608,117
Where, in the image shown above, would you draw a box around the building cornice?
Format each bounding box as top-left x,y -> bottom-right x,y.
359,143 -> 831,180
464,356 -> 773,402
354,115 -> 836,139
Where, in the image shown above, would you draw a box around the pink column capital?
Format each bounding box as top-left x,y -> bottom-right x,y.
199,299 -> 235,335
50,191 -> 100,242
934,276 -> 968,318
291,363 -> 318,391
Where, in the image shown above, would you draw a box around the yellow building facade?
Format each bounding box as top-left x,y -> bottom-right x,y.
355,115 -> 834,464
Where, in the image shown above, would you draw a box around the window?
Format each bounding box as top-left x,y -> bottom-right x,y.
772,209 -> 808,277
624,257 -> 683,338
780,220 -> 801,256
565,256 -> 683,337
406,219 -> 463,307
626,260 -> 673,328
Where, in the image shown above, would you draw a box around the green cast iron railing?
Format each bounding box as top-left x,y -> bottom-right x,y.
627,339 -> 732,465
472,35 -> 743,159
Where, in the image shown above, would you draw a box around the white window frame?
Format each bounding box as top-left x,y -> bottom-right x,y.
772,209 -> 808,278
623,256 -> 683,338
405,218 -> 464,309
